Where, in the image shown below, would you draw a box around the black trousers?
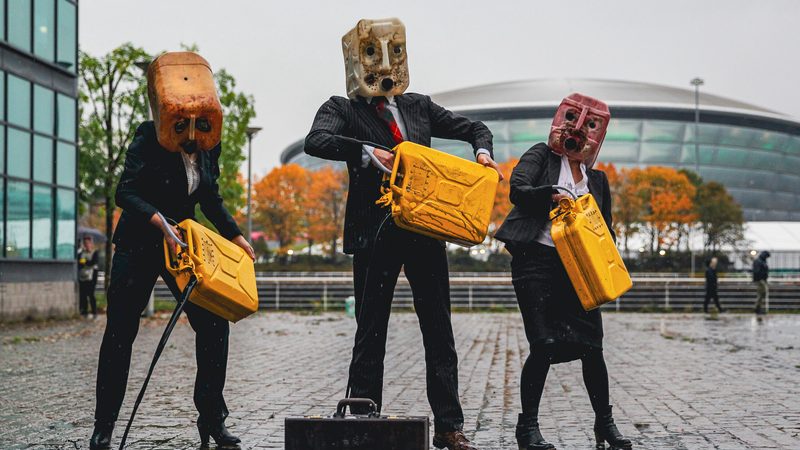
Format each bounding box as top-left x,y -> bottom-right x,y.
348,224 -> 464,432
704,289 -> 722,312
79,280 -> 98,315
94,245 -> 230,424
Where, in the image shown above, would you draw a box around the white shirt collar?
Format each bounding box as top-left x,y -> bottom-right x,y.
365,95 -> 396,106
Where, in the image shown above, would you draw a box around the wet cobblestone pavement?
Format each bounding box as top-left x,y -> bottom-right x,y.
1,312 -> 798,449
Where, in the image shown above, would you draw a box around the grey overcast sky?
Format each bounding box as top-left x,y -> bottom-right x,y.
80,0 -> 800,175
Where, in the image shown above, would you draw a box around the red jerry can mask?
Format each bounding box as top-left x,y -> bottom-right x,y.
547,93 -> 610,168
146,52 -> 223,154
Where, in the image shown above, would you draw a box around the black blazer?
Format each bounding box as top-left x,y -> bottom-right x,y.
304,93 -> 494,254
112,121 -> 242,251
494,143 -> 614,249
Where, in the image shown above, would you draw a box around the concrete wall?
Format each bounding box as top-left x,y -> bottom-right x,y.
0,261 -> 77,321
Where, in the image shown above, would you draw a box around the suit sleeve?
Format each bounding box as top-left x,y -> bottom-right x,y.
600,171 -> 616,243
304,97 -> 362,162
509,145 -> 551,210
199,145 -> 243,240
427,96 -> 493,158
114,123 -> 159,223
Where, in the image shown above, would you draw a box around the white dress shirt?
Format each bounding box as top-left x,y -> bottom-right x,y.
535,154 -> 589,247
180,151 -> 200,195
360,96 -> 490,171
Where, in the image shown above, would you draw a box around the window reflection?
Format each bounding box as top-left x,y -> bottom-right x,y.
7,181 -> 30,258
56,189 -> 75,259
32,185 -> 53,258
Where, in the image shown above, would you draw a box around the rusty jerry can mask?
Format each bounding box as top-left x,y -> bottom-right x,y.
147,51 -> 223,154
549,194 -> 632,311
163,219 -> 258,322
342,18 -> 409,99
548,93 -> 610,168
376,142 -> 499,247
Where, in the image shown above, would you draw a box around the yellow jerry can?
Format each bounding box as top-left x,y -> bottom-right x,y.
376,141 -> 499,247
163,219 -> 258,322
549,194 -> 632,311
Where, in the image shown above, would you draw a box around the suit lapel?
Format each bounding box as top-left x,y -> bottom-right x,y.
547,151 -> 561,185
395,95 -> 417,143
353,98 -> 396,148
588,170 -> 603,206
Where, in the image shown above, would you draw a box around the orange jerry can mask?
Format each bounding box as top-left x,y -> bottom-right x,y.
147,51 -> 223,154
549,194 -> 632,311
163,219 -> 258,322
376,142 -> 499,247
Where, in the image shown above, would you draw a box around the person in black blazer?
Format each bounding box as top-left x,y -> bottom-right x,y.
304,18 -> 501,450
90,53 -> 254,450
495,94 -> 632,450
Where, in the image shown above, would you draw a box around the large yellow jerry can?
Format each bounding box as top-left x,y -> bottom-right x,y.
163,219 -> 258,322
549,194 -> 632,311
376,141 -> 499,247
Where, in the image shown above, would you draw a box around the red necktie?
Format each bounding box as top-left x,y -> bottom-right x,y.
373,97 -> 404,145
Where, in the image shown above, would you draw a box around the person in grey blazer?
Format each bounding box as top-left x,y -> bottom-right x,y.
495,94 -> 633,450
304,18 -> 501,450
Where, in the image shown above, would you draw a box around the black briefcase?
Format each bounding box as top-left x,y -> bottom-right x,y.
285,398 -> 430,450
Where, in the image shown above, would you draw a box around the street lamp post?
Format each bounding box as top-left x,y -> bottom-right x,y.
690,77 -> 704,175
245,126 -> 263,244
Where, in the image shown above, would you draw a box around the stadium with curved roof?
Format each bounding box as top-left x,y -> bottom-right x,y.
282,78 -> 800,221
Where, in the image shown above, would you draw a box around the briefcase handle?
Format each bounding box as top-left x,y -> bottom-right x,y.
334,398 -> 379,418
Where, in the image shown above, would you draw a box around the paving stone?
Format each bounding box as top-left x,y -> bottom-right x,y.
0,312 -> 798,449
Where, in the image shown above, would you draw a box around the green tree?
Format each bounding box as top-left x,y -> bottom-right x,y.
695,181 -> 745,251
79,43 -> 152,286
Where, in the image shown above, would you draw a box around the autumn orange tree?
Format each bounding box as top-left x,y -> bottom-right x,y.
625,166 -> 697,253
595,162 -> 645,254
304,167 -> 349,260
252,164 -> 310,258
490,158 -> 518,239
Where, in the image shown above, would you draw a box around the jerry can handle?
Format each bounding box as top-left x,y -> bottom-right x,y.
551,185 -> 578,200
157,212 -> 188,249
334,398 -> 379,418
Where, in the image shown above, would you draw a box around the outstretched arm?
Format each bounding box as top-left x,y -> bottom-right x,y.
304,98 -> 362,162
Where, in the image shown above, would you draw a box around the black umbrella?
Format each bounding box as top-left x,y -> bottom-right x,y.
77,226 -> 107,243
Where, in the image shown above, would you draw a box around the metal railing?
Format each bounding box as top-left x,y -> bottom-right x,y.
96,274 -> 800,312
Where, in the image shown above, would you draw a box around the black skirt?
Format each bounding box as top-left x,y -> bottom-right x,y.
508,242 -> 604,363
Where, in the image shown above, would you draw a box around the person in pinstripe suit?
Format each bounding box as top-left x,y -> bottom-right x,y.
304,18 -> 502,450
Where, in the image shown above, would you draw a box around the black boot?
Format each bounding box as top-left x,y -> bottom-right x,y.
594,406 -> 632,449
89,421 -> 114,450
516,413 -> 556,450
197,419 -> 241,448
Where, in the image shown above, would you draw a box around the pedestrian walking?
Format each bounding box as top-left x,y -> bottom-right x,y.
704,257 -> 723,313
752,251 -> 770,315
77,235 -> 99,318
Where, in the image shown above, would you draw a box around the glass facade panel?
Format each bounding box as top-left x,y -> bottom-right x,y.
8,0 -> 32,52
0,181 -> 3,256
0,127 -> 4,173
600,141 -> 639,163
715,147 -> 750,168
642,120 -> 684,142
749,151 -> 784,172
57,93 -> 76,140
34,84 -> 54,133
33,135 -> 53,182
7,181 -> 30,258
34,0 -> 55,61
56,0 -> 77,71
8,75 -> 31,127
7,128 -> 31,178
606,119 -> 641,142
56,188 -> 75,259
507,119 -> 549,143
640,142 -> 681,164
32,185 -> 52,258
0,71 -> 4,121
56,141 -> 75,187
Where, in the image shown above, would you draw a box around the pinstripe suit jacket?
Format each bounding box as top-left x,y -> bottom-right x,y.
304,93 -> 494,254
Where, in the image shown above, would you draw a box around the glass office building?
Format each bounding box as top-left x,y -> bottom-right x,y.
1,0 -> 79,320
282,79 -> 800,222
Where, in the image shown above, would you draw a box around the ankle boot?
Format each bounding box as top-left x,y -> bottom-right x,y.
516,413 -> 556,450
594,406 -> 632,449
89,421 -> 114,450
197,419 -> 241,448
